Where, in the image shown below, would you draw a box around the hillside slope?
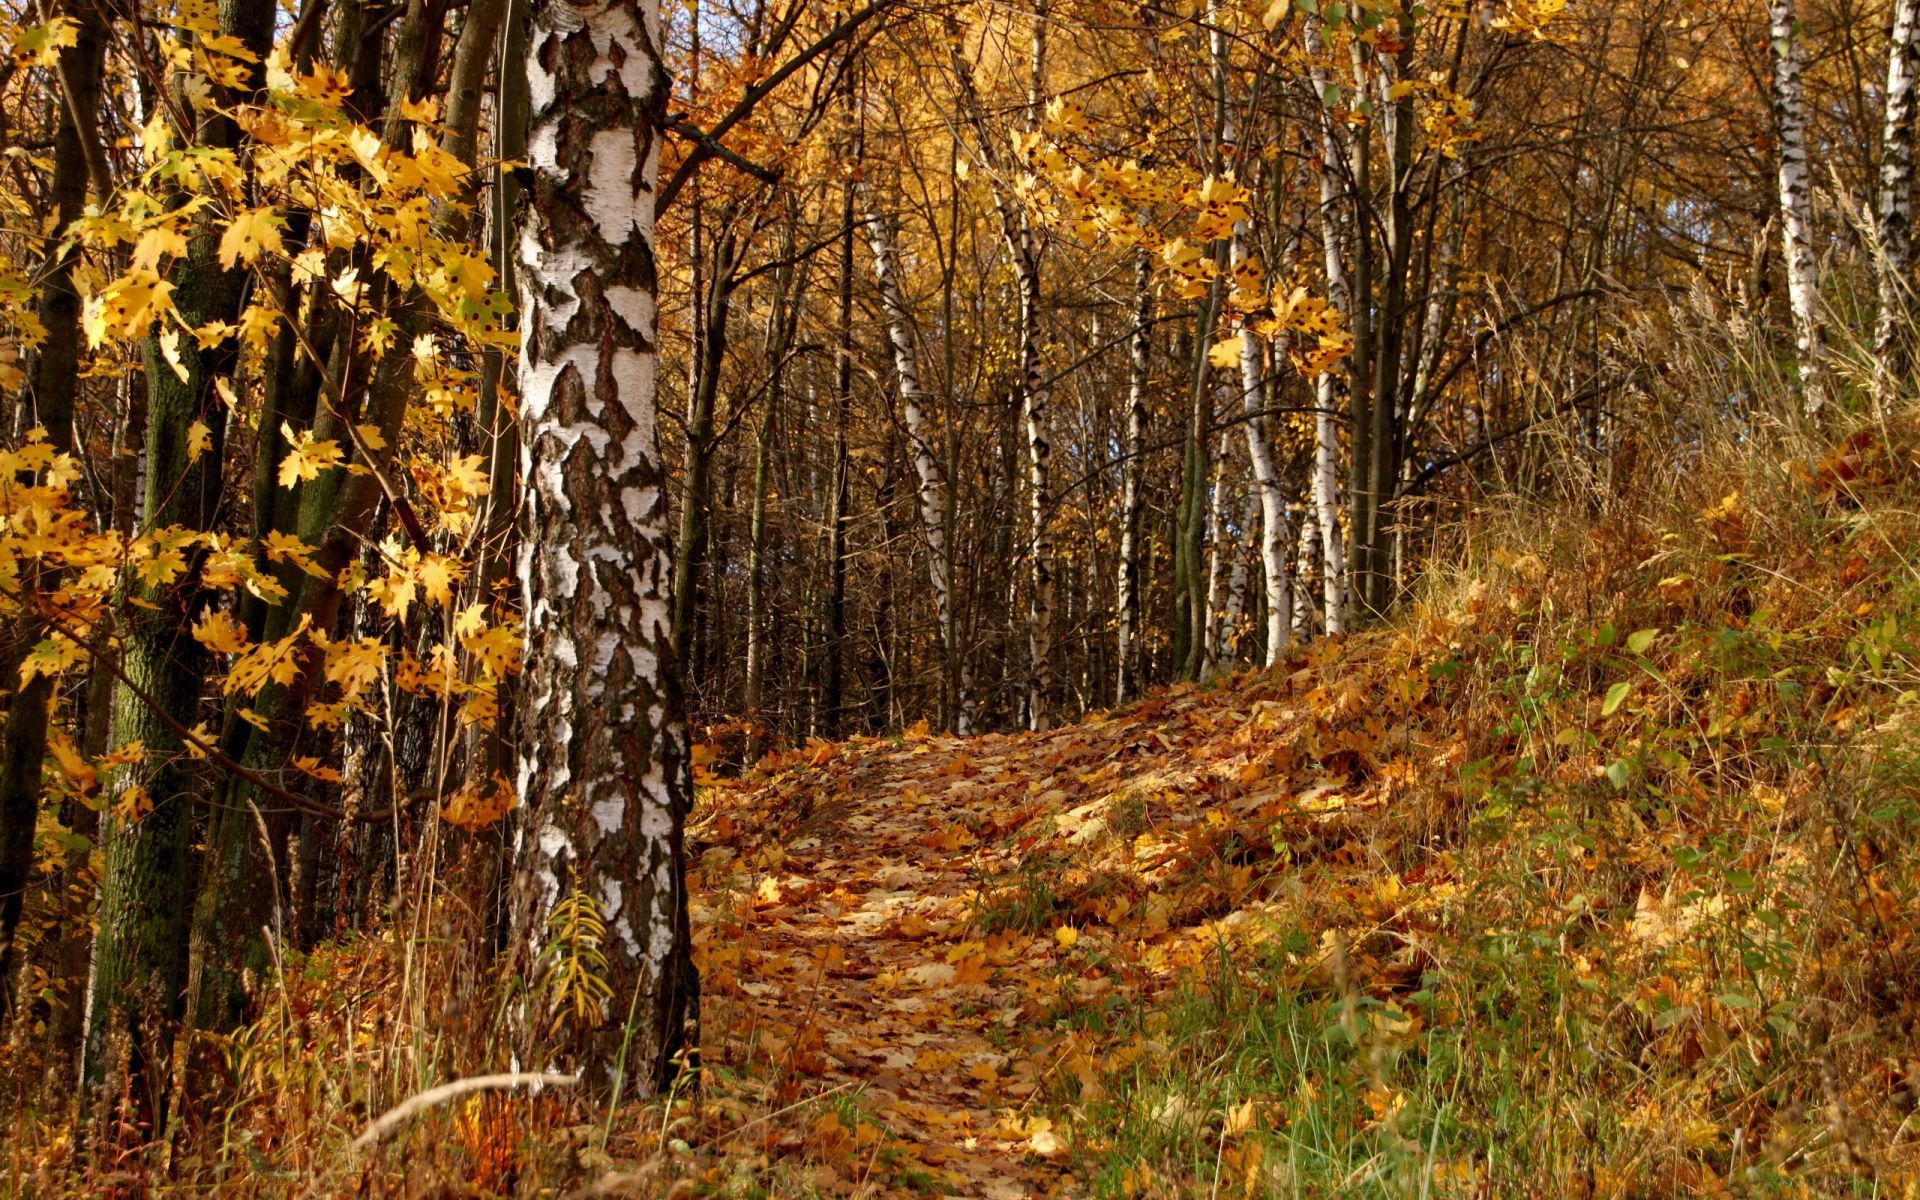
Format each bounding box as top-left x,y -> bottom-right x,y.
681,424 -> 1920,1198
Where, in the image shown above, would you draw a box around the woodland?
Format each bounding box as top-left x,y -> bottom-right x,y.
3,0 -> 1920,1193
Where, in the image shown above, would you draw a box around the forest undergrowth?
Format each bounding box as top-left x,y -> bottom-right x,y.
10,411 -> 1920,1198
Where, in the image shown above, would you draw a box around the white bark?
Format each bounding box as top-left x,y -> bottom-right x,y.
1234,234 -> 1293,665
512,0 -> 689,1088
1306,13 -> 1351,633
1770,0 -> 1826,411
1878,0 -> 1920,386
862,196 -> 961,721
1021,5 -> 1053,730
1294,499 -> 1318,641
1116,253 -> 1151,703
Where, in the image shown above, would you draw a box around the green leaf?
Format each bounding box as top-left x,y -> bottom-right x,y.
1602,681 -> 1631,716
1627,628 -> 1660,655
1605,760 -> 1630,791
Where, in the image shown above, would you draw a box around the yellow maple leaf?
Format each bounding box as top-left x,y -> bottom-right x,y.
218,207 -> 286,270
278,422 -> 344,488
186,419 -> 211,461
11,17 -> 78,67
192,607 -> 250,653
1208,335 -> 1246,369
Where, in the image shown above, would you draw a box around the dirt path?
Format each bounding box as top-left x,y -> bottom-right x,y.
694,729 -> 1082,1196
689,665 -> 1414,1195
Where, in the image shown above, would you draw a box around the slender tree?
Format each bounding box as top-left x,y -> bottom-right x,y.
1877,0 -> 1920,392
1770,0 -> 1826,411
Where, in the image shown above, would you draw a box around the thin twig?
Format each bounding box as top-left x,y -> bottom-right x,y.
351,1072 -> 580,1150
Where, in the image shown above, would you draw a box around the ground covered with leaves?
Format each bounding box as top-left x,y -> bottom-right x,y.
671,424 -> 1920,1198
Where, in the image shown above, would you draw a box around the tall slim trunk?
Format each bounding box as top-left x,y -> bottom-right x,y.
823,170 -> 854,737
1233,233 -> 1292,666
1116,253 -> 1151,703
863,198 -> 960,728
0,0 -> 104,1021
508,0 -> 694,1091
1877,0 -> 1920,390
744,247 -> 797,763
671,224 -> 736,669
1019,5 -> 1053,731
1203,428 -> 1231,674
1770,0 -> 1826,411
1294,498 -> 1318,641
1220,490 -> 1256,662
1305,11 -> 1351,632
1173,294 -> 1213,681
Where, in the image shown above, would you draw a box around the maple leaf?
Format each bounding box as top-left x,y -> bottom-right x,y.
278,422 -> 345,487
462,621 -> 523,677
325,636 -> 385,698
186,419 -> 211,461
218,207 -> 286,270
1208,336 -> 1245,369
11,17 -> 78,67
192,607 -> 250,653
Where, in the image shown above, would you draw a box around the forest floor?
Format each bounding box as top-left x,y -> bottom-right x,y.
687,662 -> 1411,1198
665,423 -> 1920,1198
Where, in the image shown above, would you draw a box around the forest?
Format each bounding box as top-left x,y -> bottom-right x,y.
3,0 -> 1920,1192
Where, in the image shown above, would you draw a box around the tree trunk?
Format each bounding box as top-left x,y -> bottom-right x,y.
0,0 -> 104,1022
1770,0 -> 1826,411
863,197 -> 960,730
84,0 -> 274,1126
1018,6 -> 1053,731
1116,253 -> 1151,703
1877,0 -> 1920,391
823,168 -> 854,737
671,223 -> 737,670
508,0 -> 694,1092
1233,233 -> 1292,666
1308,18 -> 1352,635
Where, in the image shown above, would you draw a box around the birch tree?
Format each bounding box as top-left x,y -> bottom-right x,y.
510,0 -> 695,1089
1877,0 -> 1920,390
863,196 -> 962,728
1115,253 -> 1153,702
1770,0 -> 1826,410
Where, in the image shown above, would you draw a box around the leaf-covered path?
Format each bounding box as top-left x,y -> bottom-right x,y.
689,644 -> 1443,1195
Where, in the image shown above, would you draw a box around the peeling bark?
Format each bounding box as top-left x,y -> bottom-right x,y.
1770,0 -> 1826,410
1877,0 -> 1920,388
509,0 -> 694,1091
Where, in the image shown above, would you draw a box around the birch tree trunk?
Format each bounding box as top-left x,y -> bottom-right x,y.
863,198 -> 961,727
1116,252 -> 1151,703
1877,0 -> 1920,390
510,0 -> 695,1091
1233,233 -> 1293,665
1306,12 -> 1350,633
1770,0 -> 1826,411
1019,5 -> 1053,730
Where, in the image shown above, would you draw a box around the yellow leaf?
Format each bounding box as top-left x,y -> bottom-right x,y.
277,422 -> 344,488
218,206 -> 285,270
1055,925 -> 1080,948
191,608 -> 250,653
1208,335 -> 1246,369
11,17 -> 78,67
186,419 -> 211,461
